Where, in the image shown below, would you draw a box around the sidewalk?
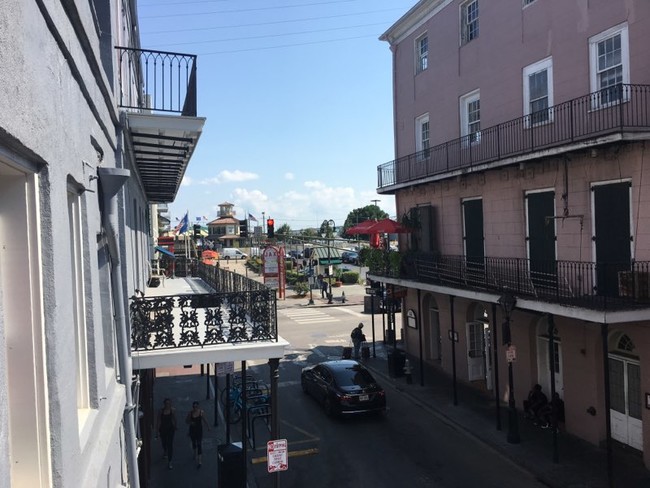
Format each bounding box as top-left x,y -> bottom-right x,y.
361,343 -> 650,488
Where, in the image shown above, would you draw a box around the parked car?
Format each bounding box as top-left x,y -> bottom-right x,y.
301,360 -> 386,417
341,251 -> 359,265
220,248 -> 247,260
288,250 -> 303,259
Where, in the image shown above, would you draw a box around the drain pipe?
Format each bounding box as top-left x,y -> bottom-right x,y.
98,167 -> 140,488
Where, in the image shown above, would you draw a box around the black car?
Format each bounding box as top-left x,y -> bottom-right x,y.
301,360 -> 386,416
341,251 -> 359,265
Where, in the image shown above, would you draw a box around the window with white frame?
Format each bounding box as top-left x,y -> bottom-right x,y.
589,24 -> 629,107
460,90 -> 480,144
416,113 -> 430,158
523,0 -> 536,6
416,33 -> 428,74
523,57 -> 553,125
68,187 -> 90,413
461,0 -> 479,45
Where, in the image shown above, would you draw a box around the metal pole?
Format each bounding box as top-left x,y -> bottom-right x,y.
492,303 -> 501,431
602,322 -> 614,487
269,358 -> 281,488
308,258 -> 314,305
371,292 -> 376,358
417,289 -> 424,387
206,363 -> 210,400
213,365 -> 218,427
241,361 -> 248,487
548,315 -> 558,463
327,237 -> 332,304
449,295 -> 458,406
225,373 -> 231,443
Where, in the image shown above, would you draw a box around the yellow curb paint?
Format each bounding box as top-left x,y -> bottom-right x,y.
251,448 -> 319,465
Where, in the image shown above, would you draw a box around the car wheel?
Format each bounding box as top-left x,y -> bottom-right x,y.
324,398 -> 335,417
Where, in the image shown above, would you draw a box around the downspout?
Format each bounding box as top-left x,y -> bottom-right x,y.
98,167 -> 140,488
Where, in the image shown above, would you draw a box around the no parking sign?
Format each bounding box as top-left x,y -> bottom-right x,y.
267,439 -> 288,473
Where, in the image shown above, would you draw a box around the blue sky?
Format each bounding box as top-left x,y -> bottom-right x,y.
138,0 -> 415,229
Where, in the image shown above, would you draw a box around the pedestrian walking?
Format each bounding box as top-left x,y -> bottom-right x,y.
350,323 -> 366,360
156,398 -> 177,470
186,401 -> 210,468
321,278 -> 329,299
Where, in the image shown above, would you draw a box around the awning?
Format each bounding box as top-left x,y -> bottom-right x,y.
155,246 -> 176,259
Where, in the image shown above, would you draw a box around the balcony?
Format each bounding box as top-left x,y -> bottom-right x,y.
129,264 -> 287,369
377,84 -> 650,194
115,47 -> 206,203
369,252 -> 650,313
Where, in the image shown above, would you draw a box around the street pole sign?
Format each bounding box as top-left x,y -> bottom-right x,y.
506,345 -> 517,363
216,362 -> 234,377
267,439 -> 288,473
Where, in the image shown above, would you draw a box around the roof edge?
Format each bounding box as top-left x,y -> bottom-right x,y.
379,0 -> 453,45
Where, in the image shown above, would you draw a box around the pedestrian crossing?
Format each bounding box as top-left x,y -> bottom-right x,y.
280,308 -> 340,325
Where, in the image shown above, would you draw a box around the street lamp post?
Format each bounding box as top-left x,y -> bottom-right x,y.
321,219 -> 335,304
308,255 -> 314,305
498,292 -> 520,444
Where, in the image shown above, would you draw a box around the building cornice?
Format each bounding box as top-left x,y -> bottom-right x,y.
380,0 -> 453,45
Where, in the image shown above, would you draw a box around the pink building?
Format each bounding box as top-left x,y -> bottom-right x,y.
376,0 -> 650,470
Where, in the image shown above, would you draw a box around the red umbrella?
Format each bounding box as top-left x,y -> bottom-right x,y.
363,218 -> 411,234
346,220 -> 378,235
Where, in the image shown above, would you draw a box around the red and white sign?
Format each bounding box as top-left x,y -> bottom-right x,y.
267,439 -> 288,473
263,247 -> 279,274
506,345 -> 517,363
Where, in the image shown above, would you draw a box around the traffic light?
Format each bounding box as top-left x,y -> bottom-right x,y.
239,220 -> 248,238
193,224 -> 201,238
267,218 -> 275,238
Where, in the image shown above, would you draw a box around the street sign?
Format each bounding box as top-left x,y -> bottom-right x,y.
267,439 -> 288,473
506,345 -> 517,363
216,362 -> 234,377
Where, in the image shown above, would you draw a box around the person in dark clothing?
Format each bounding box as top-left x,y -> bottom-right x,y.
156,398 -> 177,470
186,401 -> 210,468
350,323 -> 366,359
321,278 -> 329,299
523,384 -> 548,421
538,392 -> 565,429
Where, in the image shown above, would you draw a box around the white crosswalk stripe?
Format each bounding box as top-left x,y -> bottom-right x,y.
280,309 -> 340,324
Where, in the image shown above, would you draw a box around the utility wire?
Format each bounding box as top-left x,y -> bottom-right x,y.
140,0 -> 358,19
158,21 -> 387,47
142,8 -> 404,35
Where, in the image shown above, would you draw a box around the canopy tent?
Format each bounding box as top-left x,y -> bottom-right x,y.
154,246 -> 176,259
346,220 -> 378,235
346,218 -> 411,235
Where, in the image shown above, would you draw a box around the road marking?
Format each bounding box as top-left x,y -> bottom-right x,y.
280,309 -> 340,324
251,447 -> 319,464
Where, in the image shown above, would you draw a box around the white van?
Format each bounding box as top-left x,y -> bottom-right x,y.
220,248 -> 248,260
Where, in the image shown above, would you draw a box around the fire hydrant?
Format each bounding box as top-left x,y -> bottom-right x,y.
341,291 -> 346,303
403,359 -> 413,384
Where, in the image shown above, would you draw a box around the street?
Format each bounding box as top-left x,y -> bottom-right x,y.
245,304 -> 546,488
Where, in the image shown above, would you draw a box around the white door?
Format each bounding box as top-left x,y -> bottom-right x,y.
609,356 -> 643,450
466,321 -> 485,381
484,326 -> 493,390
537,338 -> 564,397
429,307 -> 441,361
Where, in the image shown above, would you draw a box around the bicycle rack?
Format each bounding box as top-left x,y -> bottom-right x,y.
247,404 -> 271,449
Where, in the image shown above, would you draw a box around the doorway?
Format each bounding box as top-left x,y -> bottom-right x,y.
609,333 -> 643,450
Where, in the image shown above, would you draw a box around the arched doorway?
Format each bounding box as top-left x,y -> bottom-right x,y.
609,332 -> 643,450
536,318 -> 563,398
465,303 -> 491,389
423,295 -> 441,363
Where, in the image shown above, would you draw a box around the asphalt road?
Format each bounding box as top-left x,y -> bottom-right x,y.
244,305 -> 546,488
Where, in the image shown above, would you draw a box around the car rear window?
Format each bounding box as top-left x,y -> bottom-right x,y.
331,366 -> 376,387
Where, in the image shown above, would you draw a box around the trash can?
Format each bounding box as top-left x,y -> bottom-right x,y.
387,349 -> 406,377
217,442 -> 245,488
385,328 -> 395,345
361,344 -> 370,360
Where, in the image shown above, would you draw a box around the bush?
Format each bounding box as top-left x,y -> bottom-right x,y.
293,281 -> 309,296
340,270 -> 359,284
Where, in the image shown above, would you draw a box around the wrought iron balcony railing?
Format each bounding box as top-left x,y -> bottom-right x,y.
130,264 -> 276,352
378,84 -> 650,191
370,252 -> 650,311
116,47 -> 197,116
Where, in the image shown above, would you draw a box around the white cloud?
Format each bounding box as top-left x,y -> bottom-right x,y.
284,172 -> 295,180
199,170 -> 259,185
181,175 -> 193,186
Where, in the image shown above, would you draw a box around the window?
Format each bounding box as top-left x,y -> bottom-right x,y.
68,187 -> 90,414
460,90 -> 480,144
415,34 -> 428,73
523,57 -> 553,125
523,0 -> 536,6
416,114 -> 430,157
461,0 -> 479,45
589,24 -> 629,107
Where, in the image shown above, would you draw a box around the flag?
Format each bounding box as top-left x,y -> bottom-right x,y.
196,217 -> 202,222
203,215 -> 208,220
174,212 -> 189,235
248,213 -> 258,222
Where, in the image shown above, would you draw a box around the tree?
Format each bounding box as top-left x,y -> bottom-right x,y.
319,220 -> 337,238
277,223 -> 291,238
342,205 -> 389,238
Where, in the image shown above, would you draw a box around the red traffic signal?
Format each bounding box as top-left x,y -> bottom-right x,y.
267,218 -> 275,238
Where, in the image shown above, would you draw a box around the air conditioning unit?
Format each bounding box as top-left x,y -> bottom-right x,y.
618,271 -> 650,299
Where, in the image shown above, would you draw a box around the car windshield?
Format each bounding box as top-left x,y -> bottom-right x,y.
331,366 -> 376,387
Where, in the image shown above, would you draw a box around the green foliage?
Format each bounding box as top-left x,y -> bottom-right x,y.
301,228 -> 318,237
319,220 -> 337,238
340,270 -> 360,284
277,223 -> 291,238
292,281 -> 309,296
342,205 -> 389,238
